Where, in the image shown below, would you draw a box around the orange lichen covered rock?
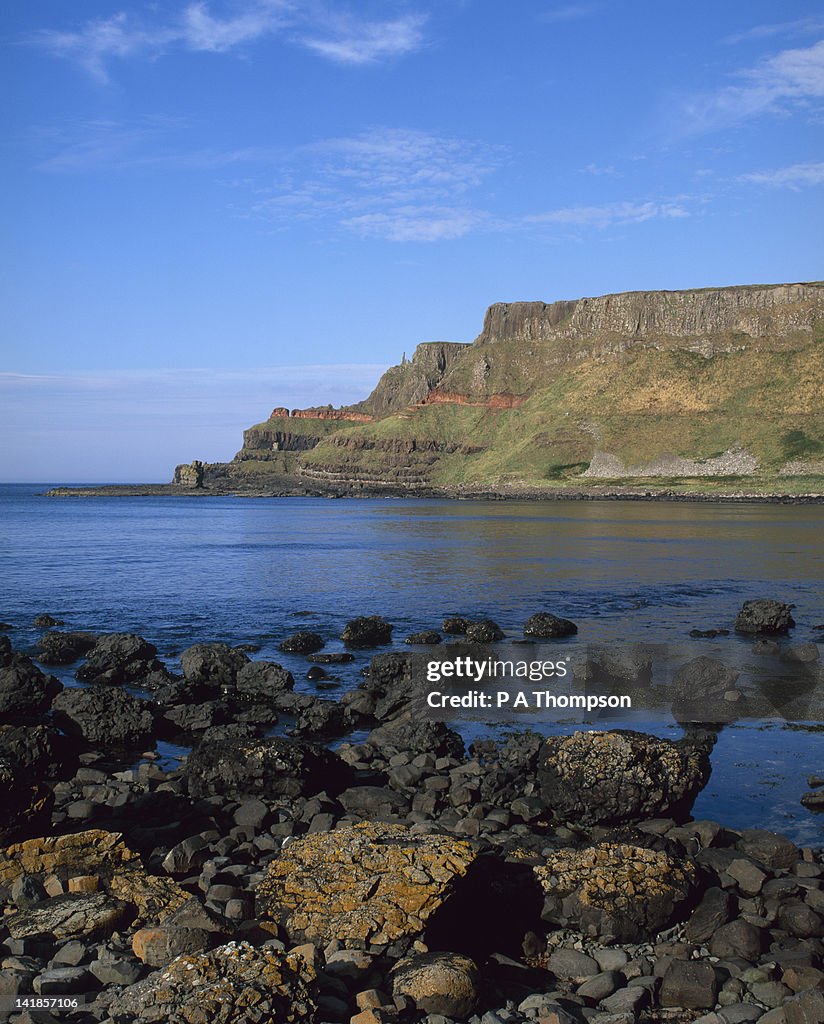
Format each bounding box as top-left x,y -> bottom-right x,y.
256,822 -> 476,948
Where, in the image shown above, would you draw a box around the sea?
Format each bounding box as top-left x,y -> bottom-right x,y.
2,483 -> 823,843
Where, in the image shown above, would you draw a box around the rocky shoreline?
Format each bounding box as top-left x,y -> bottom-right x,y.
42,484 -> 824,504
1,606 -> 823,1024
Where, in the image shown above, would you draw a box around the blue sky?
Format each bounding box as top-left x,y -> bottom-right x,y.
2,1 -> 823,480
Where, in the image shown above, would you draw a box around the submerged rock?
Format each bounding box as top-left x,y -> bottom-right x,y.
256,821 -> 476,949
537,730 -> 710,825
734,599 -> 796,634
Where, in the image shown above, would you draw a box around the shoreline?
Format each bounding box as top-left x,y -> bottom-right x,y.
41,482 -> 824,503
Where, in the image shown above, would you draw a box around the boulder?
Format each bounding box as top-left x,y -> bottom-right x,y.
406,631 -> 442,645
104,942 -> 317,1024
256,821 -> 476,948
185,735 -> 351,800
52,687 -> 154,750
660,960 -> 718,1009
75,632 -> 160,684
0,723 -> 72,778
537,730 -> 710,826
5,891 -> 131,941
535,842 -> 697,942
366,719 -> 464,760
465,619 -> 505,643
442,616 -> 470,635
524,613 -> 578,639
233,660 -> 294,700
0,654 -> 61,721
341,616 -> 393,647
179,642 -> 249,691
36,631 -> 97,666
279,632 -> 325,654
0,830 -> 190,925
736,829 -> 799,870
735,599 -> 795,635
390,951 -> 480,1017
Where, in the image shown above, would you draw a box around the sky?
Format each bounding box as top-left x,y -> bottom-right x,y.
2,0 -> 823,481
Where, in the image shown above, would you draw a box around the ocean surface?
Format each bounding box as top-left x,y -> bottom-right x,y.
2,483 -> 823,842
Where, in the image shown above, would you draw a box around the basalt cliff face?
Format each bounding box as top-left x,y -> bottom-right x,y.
174,282 -> 824,496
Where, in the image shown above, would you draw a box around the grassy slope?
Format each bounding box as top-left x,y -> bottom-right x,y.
298,341 -> 824,490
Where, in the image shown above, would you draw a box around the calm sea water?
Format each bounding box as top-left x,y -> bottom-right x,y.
1,484 -> 823,841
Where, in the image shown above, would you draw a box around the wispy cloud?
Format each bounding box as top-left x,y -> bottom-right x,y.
33,117 -> 282,174
34,2 -> 427,82
738,160 -> 824,189
250,127 -> 502,241
523,200 -> 689,229
680,38 -> 824,134
726,16 -> 824,46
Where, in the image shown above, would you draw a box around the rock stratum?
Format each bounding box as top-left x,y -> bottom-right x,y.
166,281 -> 822,497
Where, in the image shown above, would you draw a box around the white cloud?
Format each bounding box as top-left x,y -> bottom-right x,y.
34,1 -> 426,81
739,160 -> 824,189
298,13 -> 427,64
680,38 -> 824,134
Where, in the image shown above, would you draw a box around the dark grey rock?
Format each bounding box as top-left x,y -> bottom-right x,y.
341,616 -> 393,647
52,687 -> 154,750
709,919 -> 763,960
660,960 -> 718,1009
734,600 -> 795,635
76,632 -> 160,684
179,642 -> 249,691
524,612 -> 577,638
37,632 -> 97,666
279,632 -> 325,654
465,619 -> 504,643
185,734 -> 352,800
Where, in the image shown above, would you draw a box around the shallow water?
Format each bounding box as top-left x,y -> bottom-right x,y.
2,484 -> 822,840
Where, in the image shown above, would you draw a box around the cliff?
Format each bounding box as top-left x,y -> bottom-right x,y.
174,281 -> 824,496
